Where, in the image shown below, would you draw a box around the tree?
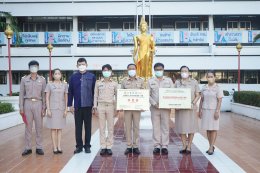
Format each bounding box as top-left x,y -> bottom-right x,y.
0,11 -> 20,44
253,34 -> 260,43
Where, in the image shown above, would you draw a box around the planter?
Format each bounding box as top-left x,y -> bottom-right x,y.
0,96 -> 19,111
0,111 -> 23,131
231,102 -> 260,120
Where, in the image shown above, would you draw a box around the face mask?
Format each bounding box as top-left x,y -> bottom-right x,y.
181,72 -> 189,79
128,70 -> 136,77
78,65 -> 87,72
102,71 -> 112,78
30,66 -> 38,73
155,70 -> 163,78
54,74 -> 61,80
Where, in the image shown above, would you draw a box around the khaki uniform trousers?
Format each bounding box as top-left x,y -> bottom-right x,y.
124,110 -> 141,148
24,99 -> 43,150
98,103 -> 115,149
150,106 -> 170,149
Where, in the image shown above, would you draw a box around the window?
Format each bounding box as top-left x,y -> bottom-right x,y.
245,71 -> 257,84
60,22 -> 72,31
123,22 -> 135,31
240,21 -> 251,30
190,21 -> 201,31
175,21 -> 189,31
0,72 -> 6,84
202,21 -> 208,31
96,22 -> 110,31
227,21 -> 238,30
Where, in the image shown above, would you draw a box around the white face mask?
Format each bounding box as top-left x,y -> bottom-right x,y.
30,66 -> 38,73
181,72 -> 189,79
78,65 -> 87,72
128,70 -> 136,77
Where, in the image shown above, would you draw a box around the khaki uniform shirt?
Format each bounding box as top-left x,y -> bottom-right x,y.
93,78 -> 118,108
19,74 -> 46,111
201,84 -> 224,109
121,76 -> 145,89
148,76 -> 174,106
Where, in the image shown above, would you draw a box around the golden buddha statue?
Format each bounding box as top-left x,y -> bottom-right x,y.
133,16 -> 156,80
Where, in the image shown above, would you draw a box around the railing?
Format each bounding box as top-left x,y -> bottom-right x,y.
0,30 -> 259,45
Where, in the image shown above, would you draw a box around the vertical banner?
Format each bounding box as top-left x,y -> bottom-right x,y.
112,31 -> 136,44
12,32 -> 39,44
180,31 -> 208,43
79,32 -> 109,44
0,32 -> 4,44
45,32 -> 72,44
151,31 -> 174,44
248,31 -> 260,43
214,31 -> 242,43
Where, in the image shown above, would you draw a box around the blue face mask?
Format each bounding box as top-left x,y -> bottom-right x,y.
155,70 -> 164,78
102,71 -> 112,78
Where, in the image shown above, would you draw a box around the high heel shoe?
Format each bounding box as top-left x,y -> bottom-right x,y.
186,147 -> 191,154
53,150 -> 59,154
58,149 -> 63,154
206,146 -> 215,153
179,146 -> 187,154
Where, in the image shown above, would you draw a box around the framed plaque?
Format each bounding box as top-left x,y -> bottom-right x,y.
117,89 -> 150,110
159,88 -> 191,109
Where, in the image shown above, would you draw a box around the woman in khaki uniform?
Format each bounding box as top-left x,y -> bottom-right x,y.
199,70 -> 223,155
45,69 -> 68,154
175,66 -> 200,154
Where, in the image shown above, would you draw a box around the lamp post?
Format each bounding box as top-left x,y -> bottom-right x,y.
47,43 -> 53,80
4,24 -> 13,96
236,43 -> 242,92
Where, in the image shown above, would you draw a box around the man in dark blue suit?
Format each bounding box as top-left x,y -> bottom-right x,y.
68,58 -> 96,154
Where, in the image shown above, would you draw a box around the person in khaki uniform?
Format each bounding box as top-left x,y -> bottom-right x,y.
121,63 -> 145,155
93,64 -> 117,156
148,63 -> 174,155
175,66 -> 200,154
19,60 -> 46,156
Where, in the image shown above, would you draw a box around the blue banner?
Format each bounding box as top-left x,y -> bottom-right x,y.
45,32 -> 72,44
180,31 -> 208,43
152,31 -> 174,44
12,32 -> 39,44
214,31 -> 242,43
112,31 -> 136,44
0,32 -> 4,44
248,31 -> 260,43
79,32 -> 107,44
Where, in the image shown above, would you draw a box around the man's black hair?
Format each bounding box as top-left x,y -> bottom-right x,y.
154,62 -> 164,69
28,60 -> 39,67
77,58 -> 87,64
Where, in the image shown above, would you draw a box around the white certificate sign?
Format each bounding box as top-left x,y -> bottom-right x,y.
159,88 -> 191,109
117,89 -> 150,111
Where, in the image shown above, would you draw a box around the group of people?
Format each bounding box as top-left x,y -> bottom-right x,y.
19,57 -> 223,157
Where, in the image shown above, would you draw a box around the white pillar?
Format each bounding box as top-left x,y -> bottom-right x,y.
71,16 -> 78,55
208,15 -> 215,54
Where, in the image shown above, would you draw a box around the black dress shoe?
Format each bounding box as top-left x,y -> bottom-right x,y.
85,147 -> 91,153
153,148 -> 160,155
74,148 -> 83,154
124,148 -> 133,155
107,149 -> 113,155
100,149 -> 107,156
133,148 -> 141,155
36,149 -> 44,155
161,148 -> 168,155
186,149 -> 191,154
57,150 -> 63,154
22,149 -> 32,156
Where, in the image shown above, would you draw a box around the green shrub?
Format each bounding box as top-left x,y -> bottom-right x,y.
223,90 -> 230,96
7,92 -> 19,96
233,91 -> 260,107
0,102 -> 15,114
